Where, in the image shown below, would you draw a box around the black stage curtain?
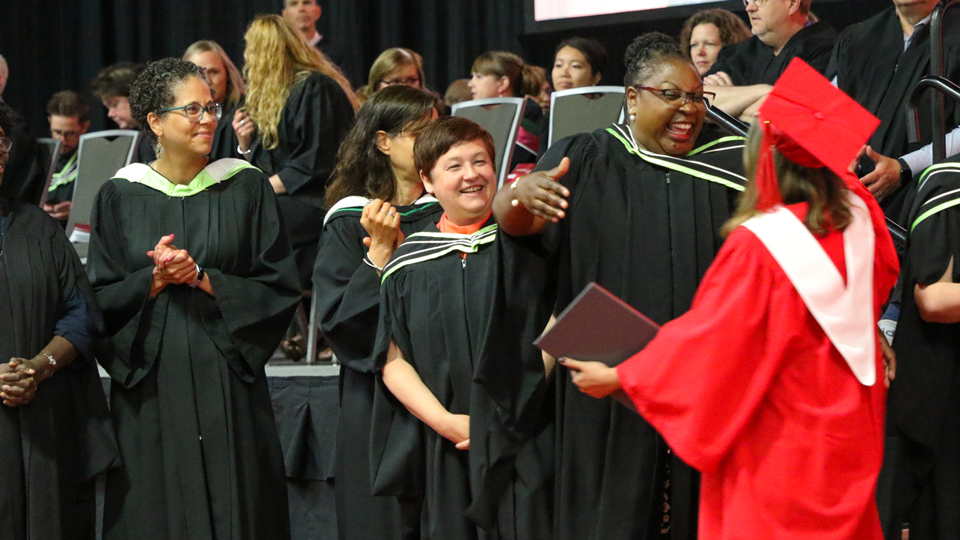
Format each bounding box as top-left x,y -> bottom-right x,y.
1,0 -> 885,141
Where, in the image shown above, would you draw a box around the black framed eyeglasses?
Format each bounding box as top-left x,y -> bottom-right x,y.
158,102 -> 222,123
0,136 -> 12,155
742,0 -> 768,7
635,86 -> 715,107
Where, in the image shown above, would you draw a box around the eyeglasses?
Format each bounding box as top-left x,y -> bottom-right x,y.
381,77 -> 421,87
158,102 -> 222,123
0,137 -> 12,155
635,86 -> 715,106
742,0 -> 769,7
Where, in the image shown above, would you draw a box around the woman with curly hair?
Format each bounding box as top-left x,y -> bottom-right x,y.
87,57 -> 301,540
183,40 -> 245,159
356,47 -> 427,104
679,9 -> 752,76
314,84 -> 441,540
234,14 -> 359,289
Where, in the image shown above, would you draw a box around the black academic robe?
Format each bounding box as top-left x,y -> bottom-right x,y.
885,156 -> 960,539
86,163 -> 302,540
526,125 -> 746,540
827,6 -> 960,223
373,218 -> 555,540
209,100 -> 241,161
249,71 -> 356,287
707,21 -> 837,84
0,199 -> 119,540
312,195 -> 442,540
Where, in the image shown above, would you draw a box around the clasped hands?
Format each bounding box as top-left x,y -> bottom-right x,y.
147,233 -> 199,297
0,357 -> 51,407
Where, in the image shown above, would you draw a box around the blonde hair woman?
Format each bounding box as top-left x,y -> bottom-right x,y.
183,39 -> 245,159
234,14 -> 359,288
356,47 -> 427,104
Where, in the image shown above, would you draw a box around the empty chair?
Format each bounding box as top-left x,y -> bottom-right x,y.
66,130 -> 140,259
548,86 -> 626,148
451,97 -> 526,187
34,137 -> 61,207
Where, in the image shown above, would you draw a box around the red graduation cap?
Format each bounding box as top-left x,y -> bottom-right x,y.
754,59 -> 881,211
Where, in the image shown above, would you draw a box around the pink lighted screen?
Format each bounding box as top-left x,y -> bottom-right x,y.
535,0 -> 716,21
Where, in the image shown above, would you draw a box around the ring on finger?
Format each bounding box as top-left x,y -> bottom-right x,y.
387,210 -> 396,216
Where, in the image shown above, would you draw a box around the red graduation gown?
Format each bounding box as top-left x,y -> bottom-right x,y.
616,198 -> 898,539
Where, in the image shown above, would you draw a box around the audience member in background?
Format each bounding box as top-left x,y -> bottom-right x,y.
493,33 -> 747,540
91,62 -> 156,163
183,40 -> 246,160
679,8 -> 752,76
41,91 -> 90,225
88,58 -> 300,540
314,85 -> 442,540
0,54 -> 7,99
469,51 -> 546,168
444,79 -> 472,107
551,37 -> 607,92
281,0 -> 356,85
0,100 -> 118,540
827,0 -> 960,223
356,47 -> 427,104
376,117 -> 554,539
704,0 -> 836,121
235,14 -> 358,291
525,65 -> 552,115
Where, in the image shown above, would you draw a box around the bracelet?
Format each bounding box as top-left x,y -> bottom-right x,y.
42,352 -> 57,367
190,264 -> 205,287
362,254 -> 385,273
237,144 -> 253,157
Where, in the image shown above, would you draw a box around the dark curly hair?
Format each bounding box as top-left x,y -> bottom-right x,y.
325,85 -> 442,208
0,101 -> 15,139
624,32 -> 691,87
679,9 -> 752,58
129,58 -> 207,144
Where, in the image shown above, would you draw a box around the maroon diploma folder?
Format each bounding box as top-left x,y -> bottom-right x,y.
535,282 -> 660,366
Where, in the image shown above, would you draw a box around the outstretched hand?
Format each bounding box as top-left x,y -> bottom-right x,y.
509,158 -> 571,223
860,145 -> 902,201
559,357 -> 622,398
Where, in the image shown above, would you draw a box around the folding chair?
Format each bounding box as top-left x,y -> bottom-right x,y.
35,138 -> 61,207
451,97 -> 526,188
548,86 -> 627,148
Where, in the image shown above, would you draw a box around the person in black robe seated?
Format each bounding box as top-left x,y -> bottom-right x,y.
234,14 -> 359,290
91,62 -> 156,163
826,0 -> 960,223
884,155 -> 960,539
86,58 -> 302,540
703,0 -> 836,121
39,90 -> 90,226
0,101 -> 119,540
492,33 -> 747,540
312,85 -> 442,540
468,51 -> 547,169
373,117 -> 554,539
183,40 -> 245,161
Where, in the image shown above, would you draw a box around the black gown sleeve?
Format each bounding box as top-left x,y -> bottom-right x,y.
312,216 -> 384,372
369,269 -> 426,497
86,181 -> 168,387
201,176 -> 302,378
276,74 -> 354,196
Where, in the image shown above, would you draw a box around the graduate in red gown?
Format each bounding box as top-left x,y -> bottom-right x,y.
562,59 -> 900,539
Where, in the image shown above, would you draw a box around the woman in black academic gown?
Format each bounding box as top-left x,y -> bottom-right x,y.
312,85 -> 442,540
183,40 -> 245,160
493,33 -> 747,540
86,58 -> 301,540
0,101 -> 118,540
234,14 -> 359,289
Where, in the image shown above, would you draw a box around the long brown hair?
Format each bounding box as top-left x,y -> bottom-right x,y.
183,40 -> 246,109
356,48 -> 426,103
325,86 -> 440,208
472,51 -> 540,97
723,123 -> 852,236
243,14 -> 359,150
